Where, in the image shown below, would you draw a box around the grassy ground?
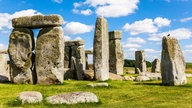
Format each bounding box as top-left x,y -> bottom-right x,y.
0,78 -> 192,107
1,65 -> 192,108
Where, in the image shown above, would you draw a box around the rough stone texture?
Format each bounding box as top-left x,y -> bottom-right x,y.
17,91 -> 43,104
87,83 -> 108,87
64,40 -> 85,80
135,50 -> 146,74
151,58 -> 160,73
138,72 -> 161,80
36,27 -> 64,84
123,76 -> 135,81
46,92 -> 98,104
12,15 -> 64,29
109,30 -> 124,75
0,54 -> 10,82
0,50 -> 7,54
161,36 -> 187,86
135,76 -> 150,82
8,28 -> 34,84
93,17 -> 109,81
85,50 -> 93,70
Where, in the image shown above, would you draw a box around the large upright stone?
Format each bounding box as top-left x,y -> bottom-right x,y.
161,36 -> 187,85
0,53 -> 10,82
8,28 -> 34,84
151,58 -> 160,73
64,40 -> 85,80
93,17 -> 109,81
12,15 -> 64,29
135,50 -> 146,74
109,30 -> 124,75
36,27 -> 64,84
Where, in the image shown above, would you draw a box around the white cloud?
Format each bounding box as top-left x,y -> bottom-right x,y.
0,43 -> 7,50
128,48 -> 137,51
180,17 -> 192,22
52,0 -> 63,3
144,49 -> 161,53
0,9 -> 41,30
74,37 -> 83,41
184,45 -> 192,48
64,36 -> 71,41
123,18 -> 158,35
148,28 -> 192,41
73,0 -> 139,17
154,17 -> 171,27
81,9 -> 93,16
64,22 -> 94,35
123,43 -> 141,48
123,17 -> 171,35
127,37 -> 146,44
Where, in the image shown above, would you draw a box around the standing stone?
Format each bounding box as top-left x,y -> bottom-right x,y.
109,30 -> 124,75
8,28 -> 34,84
93,17 -> 109,81
0,52 -> 10,82
161,36 -> 187,85
64,41 -> 85,80
151,58 -> 160,73
85,50 -> 93,70
135,50 -> 146,74
36,27 -> 64,84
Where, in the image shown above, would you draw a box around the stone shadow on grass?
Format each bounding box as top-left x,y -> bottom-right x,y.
134,82 -> 162,86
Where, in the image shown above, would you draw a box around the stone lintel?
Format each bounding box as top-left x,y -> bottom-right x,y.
12,15 -> 64,29
65,40 -> 84,47
109,30 -> 122,40
85,50 -> 93,54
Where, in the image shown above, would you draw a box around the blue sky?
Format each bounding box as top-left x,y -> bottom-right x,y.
0,0 -> 192,62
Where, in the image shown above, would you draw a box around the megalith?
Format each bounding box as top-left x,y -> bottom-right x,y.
151,58 -> 160,73
64,40 -> 85,80
135,50 -> 146,74
93,17 -> 109,81
36,27 -> 64,84
0,51 -> 10,82
8,28 -> 35,84
109,30 -> 124,75
161,36 -> 187,85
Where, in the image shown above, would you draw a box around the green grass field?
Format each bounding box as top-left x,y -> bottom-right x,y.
0,65 -> 192,108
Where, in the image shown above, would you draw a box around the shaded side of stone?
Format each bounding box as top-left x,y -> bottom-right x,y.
109,30 -> 124,75
135,50 -> 146,74
161,36 -> 187,86
151,58 -> 160,73
93,17 -> 109,81
8,28 -> 34,84
12,15 -> 64,29
35,27 -> 64,84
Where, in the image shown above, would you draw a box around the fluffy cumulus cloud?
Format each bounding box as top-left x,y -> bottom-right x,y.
123,17 -> 170,35
148,28 -> 192,41
0,43 -> 7,50
123,43 -> 141,48
64,22 -> 94,35
184,44 -> 192,48
127,37 -> 146,44
52,0 -> 63,3
180,17 -> 192,22
0,9 -> 41,30
73,0 -> 139,17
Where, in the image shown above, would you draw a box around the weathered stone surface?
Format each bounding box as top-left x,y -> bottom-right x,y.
36,27 -> 64,84
93,17 -> 109,81
138,72 -> 161,80
0,50 -> 7,54
151,58 -> 160,73
46,92 -> 98,104
85,50 -> 93,70
8,28 -> 34,84
109,30 -> 124,75
135,50 -> 146,74
12,15 -> 64,29
161,36 -> 187,85
87,83 -> 108,87
64,40 -> 85,80
123,76 -> 135,81
135,76 -> 150,82
17,91 -> 43,104
0,54 -> 10,82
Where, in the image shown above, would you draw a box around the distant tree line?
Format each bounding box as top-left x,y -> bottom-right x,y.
124,59 -> 151,67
